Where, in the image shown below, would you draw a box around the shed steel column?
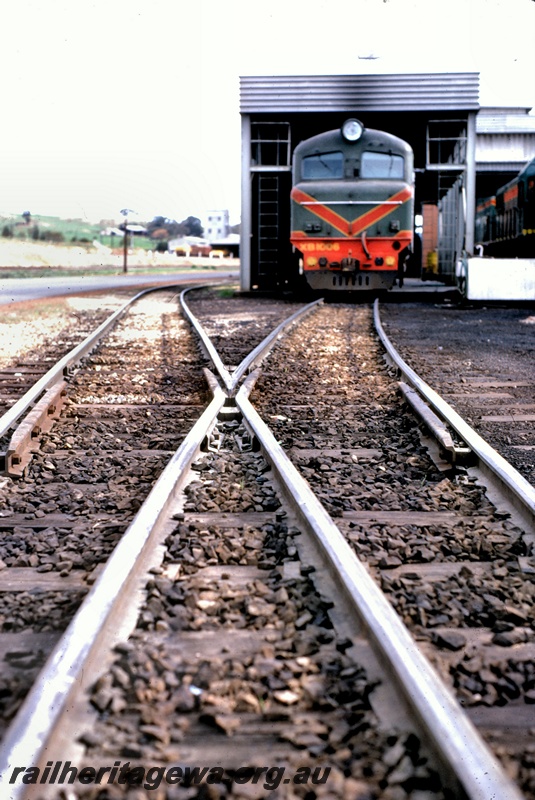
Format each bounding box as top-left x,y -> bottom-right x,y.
240,114 -> 252,291
465,111 -> 476,255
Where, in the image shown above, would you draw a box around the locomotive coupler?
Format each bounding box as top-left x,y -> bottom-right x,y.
341,257 -> 359,272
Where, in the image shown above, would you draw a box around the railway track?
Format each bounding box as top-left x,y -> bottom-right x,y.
379,303 -> 535,488
0,297 -> 126,420
0,287 -> 533,799
0,289 -> 311,742
0,287 -> 211,749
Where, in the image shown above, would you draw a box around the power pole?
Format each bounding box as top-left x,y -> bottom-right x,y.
120,209 -> 129,273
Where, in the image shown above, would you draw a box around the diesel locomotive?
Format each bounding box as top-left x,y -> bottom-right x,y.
290,119 -> 414,292
475,156 -> 535,258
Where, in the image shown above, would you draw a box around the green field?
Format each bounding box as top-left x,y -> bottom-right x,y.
0,213 -> 168,252
0,213 -> 102,243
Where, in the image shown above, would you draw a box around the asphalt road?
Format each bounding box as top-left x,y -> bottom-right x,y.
0,270 -> 239,307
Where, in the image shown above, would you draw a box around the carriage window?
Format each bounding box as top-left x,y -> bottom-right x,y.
302,151 -> 344,180
361,151 -> 404,179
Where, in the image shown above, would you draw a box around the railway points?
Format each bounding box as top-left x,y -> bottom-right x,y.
0,286 -> 533,799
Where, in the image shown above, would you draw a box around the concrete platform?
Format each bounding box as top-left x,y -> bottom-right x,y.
387,277 -> 458,300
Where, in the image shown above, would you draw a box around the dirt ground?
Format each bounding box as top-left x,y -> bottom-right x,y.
0,238 -> 235,269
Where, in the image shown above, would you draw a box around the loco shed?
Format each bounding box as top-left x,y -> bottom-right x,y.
239,74 -> 535,296
240,73 -> 480,294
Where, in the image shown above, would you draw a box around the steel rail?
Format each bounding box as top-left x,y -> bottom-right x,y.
0,285 -> 185,440
227,298 -> 324,394
0,378 -> 226,800
179,287 -> 323,394
179,286 -> 233,389
236,373 -> 525,800
374,299 -> 535,530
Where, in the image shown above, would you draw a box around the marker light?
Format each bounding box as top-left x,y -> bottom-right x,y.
342,119 -> 363,141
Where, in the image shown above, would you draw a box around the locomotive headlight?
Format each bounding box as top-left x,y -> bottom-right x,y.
342,119 -> 363,142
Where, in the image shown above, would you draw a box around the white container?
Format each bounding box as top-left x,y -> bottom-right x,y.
457,257 -> 535,301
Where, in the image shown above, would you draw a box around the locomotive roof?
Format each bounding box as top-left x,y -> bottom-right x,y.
293,125 -> 413,158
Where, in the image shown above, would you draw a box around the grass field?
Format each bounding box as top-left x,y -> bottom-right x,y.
0,213 -> 156,250
0,213 -> 102,242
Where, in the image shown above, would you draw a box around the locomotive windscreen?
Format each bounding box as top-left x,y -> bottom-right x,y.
360,152 -> 404,180
302,152 -> 344,180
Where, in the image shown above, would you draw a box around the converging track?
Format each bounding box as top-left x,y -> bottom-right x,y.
0,287 -> 533,799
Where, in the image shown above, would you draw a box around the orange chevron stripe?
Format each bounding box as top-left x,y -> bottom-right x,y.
350,187 -> 413,234
290,187 -> 349,234
291,186 -> 413,237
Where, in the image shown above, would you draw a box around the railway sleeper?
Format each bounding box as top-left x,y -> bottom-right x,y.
1,381 -> 68,478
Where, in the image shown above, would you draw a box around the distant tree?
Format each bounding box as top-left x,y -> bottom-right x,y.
31,224 -> 40,240
180,216 -> 204,237
146,215 -> 167,235
146,216 -> 180,238
150,228 -> 169,240
145,215 -> 204,240
22,211 -> 31,225
2,225 -> 13,238
40,230 -> 64,243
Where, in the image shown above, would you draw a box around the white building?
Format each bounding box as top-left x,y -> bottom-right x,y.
205,210 -> 230,242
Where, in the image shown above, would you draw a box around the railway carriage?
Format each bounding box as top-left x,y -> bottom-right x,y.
290,119 -> 415,292
474,196 -> 496,249
475,156 -> 535,257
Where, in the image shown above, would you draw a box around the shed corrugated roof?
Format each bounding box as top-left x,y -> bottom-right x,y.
476,161 -> 528,172
476,110 -> 535,133
240,73 -> 480,113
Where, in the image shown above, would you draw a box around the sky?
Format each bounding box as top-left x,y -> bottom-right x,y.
0,0 -> 534,228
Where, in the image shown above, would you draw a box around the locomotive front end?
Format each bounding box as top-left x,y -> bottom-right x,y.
290,120 -> 414,291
